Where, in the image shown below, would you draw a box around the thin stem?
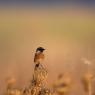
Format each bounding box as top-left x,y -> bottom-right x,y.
88,82 -> 92,95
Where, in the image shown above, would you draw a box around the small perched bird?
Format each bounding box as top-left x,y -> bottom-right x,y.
34,47 -> 45,66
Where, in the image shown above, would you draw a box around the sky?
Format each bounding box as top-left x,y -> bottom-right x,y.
0,0 -> 95,6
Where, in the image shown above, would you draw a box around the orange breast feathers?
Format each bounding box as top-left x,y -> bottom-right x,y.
34,52 -> 45,63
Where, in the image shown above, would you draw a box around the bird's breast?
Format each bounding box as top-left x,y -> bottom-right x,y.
34,53 -> 44,63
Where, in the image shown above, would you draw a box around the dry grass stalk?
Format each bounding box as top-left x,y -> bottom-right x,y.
5,77 -> 21,95
6,77 -> 16,90
53,73 -> 72,95
81,72 -> 94,95
29,63 -> 50,95
33,64 -> 48,86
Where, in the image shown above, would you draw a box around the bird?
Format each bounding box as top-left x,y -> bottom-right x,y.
34,47 -> 45,67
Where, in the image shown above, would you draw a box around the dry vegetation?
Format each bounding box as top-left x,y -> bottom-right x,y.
4,58 -> 95,95
5,61 -> 53,95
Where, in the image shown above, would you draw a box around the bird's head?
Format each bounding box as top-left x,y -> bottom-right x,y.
36,47 -> 45,52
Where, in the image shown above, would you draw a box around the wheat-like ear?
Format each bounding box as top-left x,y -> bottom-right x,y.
33,64 -> 48,86
21,63 -> 52,95
6,77 -> 16,90
81,73 -> 94,94
53,73 -> 72,95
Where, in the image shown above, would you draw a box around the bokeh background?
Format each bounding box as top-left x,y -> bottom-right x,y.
0,1 -> 95,95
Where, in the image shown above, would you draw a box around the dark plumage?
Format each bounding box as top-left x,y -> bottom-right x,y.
36,47 -> 45,52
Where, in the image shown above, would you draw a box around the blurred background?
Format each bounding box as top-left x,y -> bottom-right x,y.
0,0 -> 95,95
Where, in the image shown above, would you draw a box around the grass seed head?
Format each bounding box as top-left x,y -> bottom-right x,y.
81,73 -> 94,92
